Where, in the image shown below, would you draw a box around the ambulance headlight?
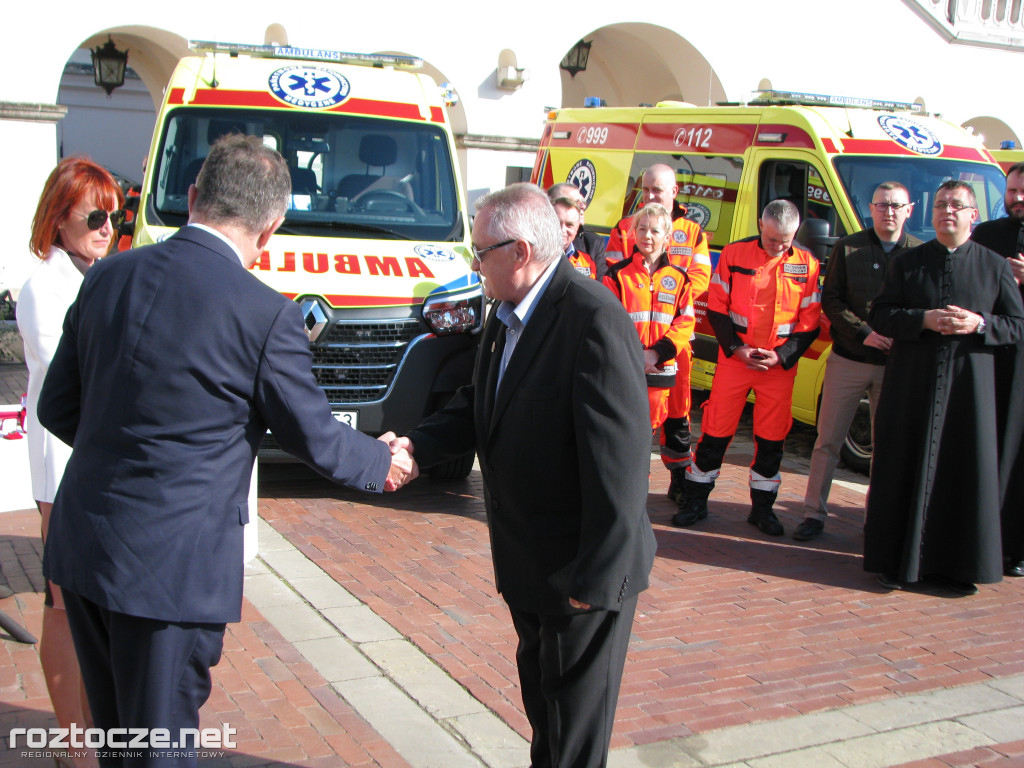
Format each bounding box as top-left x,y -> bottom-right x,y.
423,293 -> 483,335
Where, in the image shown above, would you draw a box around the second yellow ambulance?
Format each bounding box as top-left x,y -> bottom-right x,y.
533,91 -> 1007,470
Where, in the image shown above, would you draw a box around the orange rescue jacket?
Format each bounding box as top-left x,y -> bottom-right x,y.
607,215 -> 711,296
604,252 -> 695,387
566,244 -> 599,279
707,236 -> 821,370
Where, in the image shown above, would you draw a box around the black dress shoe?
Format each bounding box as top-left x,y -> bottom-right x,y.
876,573 -> 903,590
925,574 -> 978,596
1005,558 -> 1024,578
792,518 -> 824,541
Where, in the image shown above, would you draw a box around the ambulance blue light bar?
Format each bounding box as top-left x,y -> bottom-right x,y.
189,41 -> 423,69
748,90 -> 922,113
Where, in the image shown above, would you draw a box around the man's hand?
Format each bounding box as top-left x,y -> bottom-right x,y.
642,348 -> 661,374
1009,254 -> 1024,285
378,432 -> 418,491
568,597 -> 591,610
733,345 -> 778,371
924,306 -> 982,335
863,331 -> 893,352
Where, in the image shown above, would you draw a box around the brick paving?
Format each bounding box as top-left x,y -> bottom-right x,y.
0,508 -> 410,768
256,449 -> 1024,763
2,351 -> 1024,766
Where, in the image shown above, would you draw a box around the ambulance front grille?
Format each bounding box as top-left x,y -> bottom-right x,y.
311,319 -> 422,404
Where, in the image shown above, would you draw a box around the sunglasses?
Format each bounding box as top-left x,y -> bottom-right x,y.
74,209 -> 127,231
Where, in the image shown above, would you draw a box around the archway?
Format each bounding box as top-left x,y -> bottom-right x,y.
558,23 -> 726,109
962,115 -> 1021,149
57,27 -> 187,186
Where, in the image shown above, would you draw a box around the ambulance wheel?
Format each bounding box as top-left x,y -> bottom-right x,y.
839,398 -> 872,476
427,451 -> 475,480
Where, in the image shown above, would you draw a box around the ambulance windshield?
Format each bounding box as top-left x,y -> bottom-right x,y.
833,156 -> 1006,242
147,108 -> 464,241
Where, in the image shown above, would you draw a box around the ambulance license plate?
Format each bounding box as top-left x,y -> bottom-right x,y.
333,411 -> 358,429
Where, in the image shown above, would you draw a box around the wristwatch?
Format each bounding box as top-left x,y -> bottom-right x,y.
976,316 -> 986,334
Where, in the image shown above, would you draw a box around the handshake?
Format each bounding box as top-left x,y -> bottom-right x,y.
378,432 -> 418,491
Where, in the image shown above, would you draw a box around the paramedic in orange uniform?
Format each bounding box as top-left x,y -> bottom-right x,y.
552,196 -> 599,279
607,163 -> 712,499
672,199 -> 821,536
547,182 -> 607,280
604,203 -> 695,440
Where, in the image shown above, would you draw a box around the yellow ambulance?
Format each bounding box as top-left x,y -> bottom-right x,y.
991,142 -> 1024,174
533,91 -> 1007,471
131,42 -> 482,477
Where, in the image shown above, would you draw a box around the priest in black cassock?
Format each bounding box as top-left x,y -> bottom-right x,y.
971,162 -> 1024,578
864,180 -> 1024,595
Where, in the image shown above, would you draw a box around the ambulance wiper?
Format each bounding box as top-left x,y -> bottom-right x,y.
274,222 -> 412,240
323,221 -> 413,240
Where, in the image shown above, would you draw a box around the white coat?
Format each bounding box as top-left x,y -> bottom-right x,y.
17,246 -> 87,503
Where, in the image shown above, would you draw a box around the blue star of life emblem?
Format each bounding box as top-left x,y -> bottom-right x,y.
269,66 -> 351,109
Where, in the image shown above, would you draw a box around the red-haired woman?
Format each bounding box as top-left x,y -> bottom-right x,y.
18,156 -> 123,768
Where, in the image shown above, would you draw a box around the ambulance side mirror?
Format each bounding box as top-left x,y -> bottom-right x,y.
795,219 -> 836,264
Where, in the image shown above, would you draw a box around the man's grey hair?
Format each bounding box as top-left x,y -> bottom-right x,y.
476,183 -> 562,266
547,182 -> 583,205
761,199 -> 801,232
193,134 -> 291,234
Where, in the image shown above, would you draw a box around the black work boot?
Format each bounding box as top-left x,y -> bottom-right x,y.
667,468 -> 688,503
671,478 -> 713,527
748,489 -> 784,536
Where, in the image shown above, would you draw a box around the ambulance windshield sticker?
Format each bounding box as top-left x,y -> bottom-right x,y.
567,160 -> 597,207
414,245 -> 456,262
877,115 -> 942,156
684,203 -> 711,229
269,66 -> 351,109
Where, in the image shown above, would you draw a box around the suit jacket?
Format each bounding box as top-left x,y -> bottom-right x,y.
409,258 -> 656,614
38,226 -> 391,624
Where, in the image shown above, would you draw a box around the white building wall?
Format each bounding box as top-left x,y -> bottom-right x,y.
1,0 -> 1021,294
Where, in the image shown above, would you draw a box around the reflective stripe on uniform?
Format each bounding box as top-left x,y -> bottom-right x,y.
711,273 -> 730,293
629,311 -> 675,324
749,468 -> 781,491
730,310 -> 748,328
686,462 -> 720,484
777,322 -> 794,336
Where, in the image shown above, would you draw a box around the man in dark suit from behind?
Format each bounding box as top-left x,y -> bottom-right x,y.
38,134 -> 417,766
389,183 -> 656,768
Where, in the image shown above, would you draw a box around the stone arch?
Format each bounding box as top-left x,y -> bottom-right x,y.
58,27 -> 186,183
558,22 -> 726,109
77,27 -> 189,110
961,115 -> 1021,149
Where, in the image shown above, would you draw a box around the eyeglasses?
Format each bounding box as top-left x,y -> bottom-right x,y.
471,238 -> 515,262
932,201 -> 975,212
73,209 -> 127,231
871,202 -> 909,211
